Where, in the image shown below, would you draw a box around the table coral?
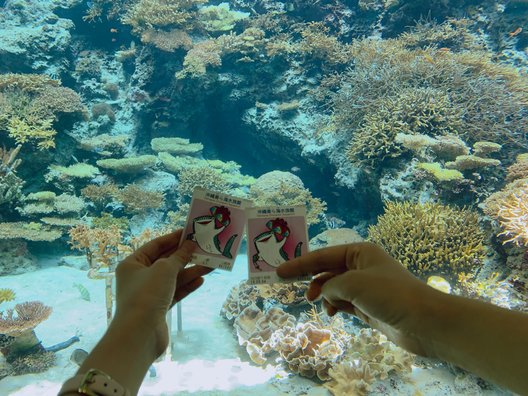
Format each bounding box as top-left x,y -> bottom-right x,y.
151,137 -> 203,155
368,201 -> 485,281
97,155 -> 158,173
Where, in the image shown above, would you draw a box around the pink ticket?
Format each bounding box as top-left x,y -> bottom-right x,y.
180,187 -> 252,270
246,206 -> 310,285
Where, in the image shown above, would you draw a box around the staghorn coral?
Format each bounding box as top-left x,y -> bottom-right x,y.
116,184 -> 165,214
123,0 -> 207,32
81,183 -> 120,209
177,166 -> 232,199
141,29 -> 193,52
250,171 -> 326,225
347,86 -> 463,167
322,34 -> 528,170
0,74 -> 85,150
68,225 -> 123,270
368,201 -> 485,281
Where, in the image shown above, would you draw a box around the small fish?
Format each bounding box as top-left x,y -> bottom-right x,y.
110,28 -> 119,33
509,27 -> 522,37
423,54 -> 435,64
290,166 -> 301,173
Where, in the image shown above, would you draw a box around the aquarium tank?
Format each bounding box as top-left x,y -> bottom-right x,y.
0,0 -> 527,395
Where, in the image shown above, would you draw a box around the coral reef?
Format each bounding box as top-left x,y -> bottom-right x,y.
249,171 -> 327,225
0,74 -> 85,150
96,155 -> 158,174
0,240 -> 38,276
368,201 -> 485,281
0,145 -> 23,207
233,305 -> 350,380
497,184 -> 528,246
325,329 -> 414,396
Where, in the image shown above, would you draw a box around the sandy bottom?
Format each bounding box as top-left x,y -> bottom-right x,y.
0,255 -> 511,395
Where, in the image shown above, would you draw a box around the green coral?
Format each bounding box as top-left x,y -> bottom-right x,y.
198,3 -> 249,33
123,0 -> 207,32
368,201 -> 485,281
178,166 -> 232,199
0,289 -> 15,304
97,155 -> 157,173
0,74 -> 85,150
417,162 -> 464,181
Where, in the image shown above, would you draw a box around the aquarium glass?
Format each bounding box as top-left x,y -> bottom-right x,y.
0,0 -> 527,395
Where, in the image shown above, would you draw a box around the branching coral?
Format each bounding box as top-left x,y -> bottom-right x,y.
250,171 -> 326,225
368,201 -> 485,281
141,29 -> 193,52
322,31 -> 528,170
0,145 -> 23,206
68,225 -> 123,270
177,166 -> 232,199
116,184 -> 165,214
0,74 -> 85,150
122,0 -> 207,32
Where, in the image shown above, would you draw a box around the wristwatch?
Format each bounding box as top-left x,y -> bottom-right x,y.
59,369 -> 130,396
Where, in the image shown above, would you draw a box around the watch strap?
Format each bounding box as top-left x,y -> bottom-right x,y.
59,369 -> 130,396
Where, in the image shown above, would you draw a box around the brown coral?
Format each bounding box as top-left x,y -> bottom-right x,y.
0,302 -> 52,337
368,201 -> 485,281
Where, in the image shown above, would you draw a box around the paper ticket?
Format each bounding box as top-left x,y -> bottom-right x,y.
246,205 -> 310,285
180,187 -> 252,271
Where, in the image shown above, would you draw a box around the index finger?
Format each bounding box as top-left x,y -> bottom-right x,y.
276,244 -> 350,279
133,229 -> 184,263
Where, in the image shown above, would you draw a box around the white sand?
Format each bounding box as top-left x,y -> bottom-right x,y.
0,255 -> 512,395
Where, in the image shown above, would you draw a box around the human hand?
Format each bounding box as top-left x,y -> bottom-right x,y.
114,229 -> 212,358
276,242 -> 444,356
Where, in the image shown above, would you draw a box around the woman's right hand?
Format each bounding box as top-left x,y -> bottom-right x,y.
277,242 -> 444,357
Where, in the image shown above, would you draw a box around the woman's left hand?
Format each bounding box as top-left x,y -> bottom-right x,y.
114,229 -> 212,357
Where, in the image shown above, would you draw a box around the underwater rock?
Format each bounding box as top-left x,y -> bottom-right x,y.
0,1 -> 75,73
0,240 -> 38,276
309,228 -> 364,251
58,255 -> 89,271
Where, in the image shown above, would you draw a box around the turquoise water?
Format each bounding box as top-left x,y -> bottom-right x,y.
0,0 -> 526,395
